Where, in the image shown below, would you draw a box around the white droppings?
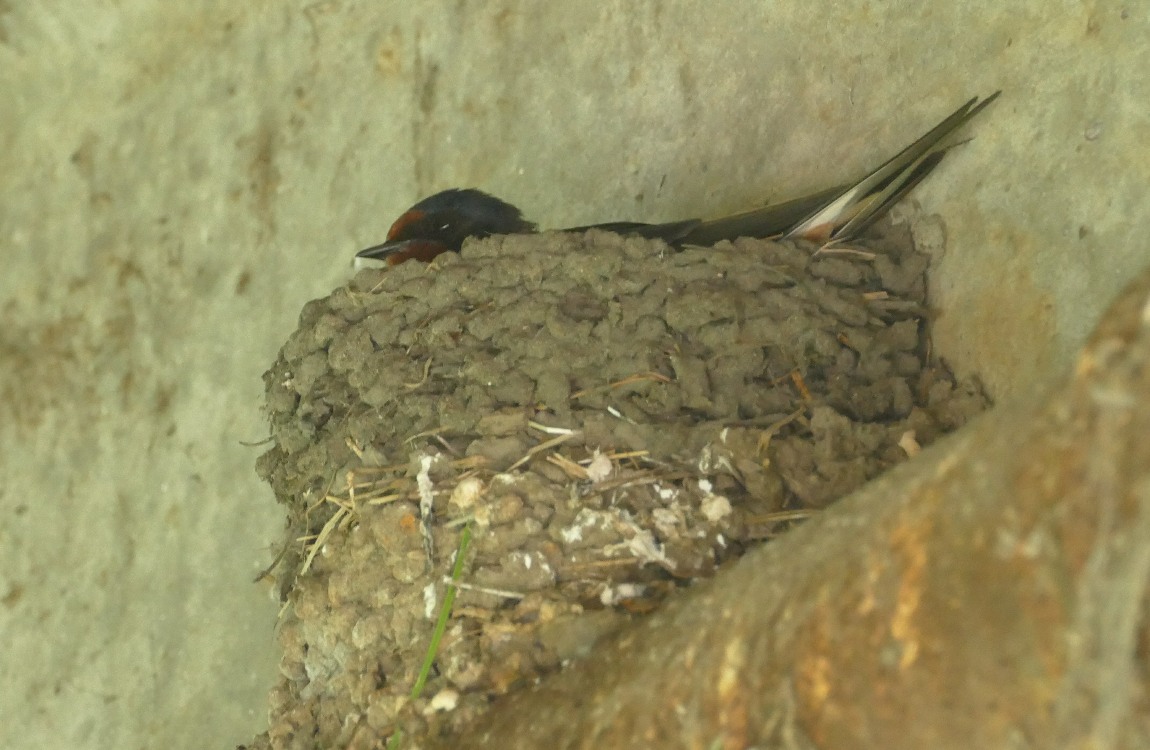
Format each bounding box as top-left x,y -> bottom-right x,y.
700,494 -> 732,522
423,582 -> 438,620
560,508 -> 611,544
626,528 -> 673,569
449,476 -> 484,510
425,688 -> 460,713
585,449 -> 613,483
600,582 -> 647,606
898,430 -> 921,457
417,455 -> 435,514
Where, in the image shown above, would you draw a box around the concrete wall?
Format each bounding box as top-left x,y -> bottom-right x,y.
1,2 -> 1145,747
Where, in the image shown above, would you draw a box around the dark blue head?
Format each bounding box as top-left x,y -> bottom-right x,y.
357,188 -> 537,265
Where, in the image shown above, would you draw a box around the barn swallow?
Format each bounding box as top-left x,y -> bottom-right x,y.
357,92 -> 999,266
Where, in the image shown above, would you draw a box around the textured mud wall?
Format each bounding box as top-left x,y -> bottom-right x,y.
247,221 -> 989,747
437,267 -> 1150,750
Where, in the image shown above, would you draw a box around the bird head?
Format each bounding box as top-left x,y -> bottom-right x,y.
356,188 -> 537,265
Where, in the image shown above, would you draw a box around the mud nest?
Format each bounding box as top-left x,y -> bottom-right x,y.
248,215 -> 988,748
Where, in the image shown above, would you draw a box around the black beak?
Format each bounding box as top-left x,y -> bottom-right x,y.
354,237 -> 455,266
355,239 -> 413,261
